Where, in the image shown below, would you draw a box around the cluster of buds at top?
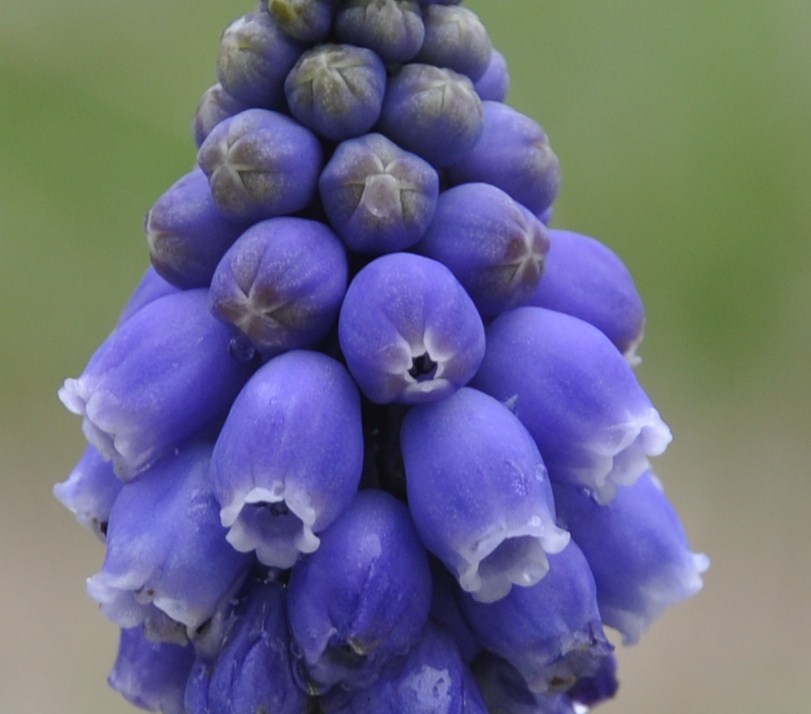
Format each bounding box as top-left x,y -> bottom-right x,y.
56,1 -> 708,712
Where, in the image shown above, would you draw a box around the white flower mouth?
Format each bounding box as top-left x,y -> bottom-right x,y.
384,331 -> 459,403
582,408 -> 672,503
221,486 -> 320,569
458,520 -> 571,604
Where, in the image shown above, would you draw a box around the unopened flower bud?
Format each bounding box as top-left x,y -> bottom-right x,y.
447,101 -> 561,216
379,63 -> 483,167
209,217 -> 347,357
319,132 -> 439,254
198,108 -> 323,222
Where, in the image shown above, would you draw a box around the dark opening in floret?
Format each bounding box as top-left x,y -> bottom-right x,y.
408,352 -> 439,381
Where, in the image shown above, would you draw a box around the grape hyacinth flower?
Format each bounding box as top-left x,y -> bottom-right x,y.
319,132 -> 439,254
109,627 -> 195,714
402,387 -> 569,603
184,577 -> 306,714
472,306 -> 673,503
338,253 -> 485,404
211,350 -> 363,569
57,2 -> 707,712
86,442 -> 252,639
417,181 -> 551,317
208,216 -> 348,357
287,490 -> 432,693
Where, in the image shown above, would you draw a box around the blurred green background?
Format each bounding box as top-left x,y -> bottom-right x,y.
1,1 -> 809,712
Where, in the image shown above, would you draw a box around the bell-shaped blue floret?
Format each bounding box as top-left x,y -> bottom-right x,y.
417,182 -> 550,317
216,12 -> 304,108
446,101 -> 560,217
287,490 -> 432,694
401,387 -> 570,603
59,289 -> 254,480
524,229 -> 646,362
472,306 -> 672,503
554,472 -> 709,644
197,108 -> 323,222
334,0 -> 425,64
184,579 -> 305,714
87,442 -> 252,637
319,132 -> 439,255
144,168 -> 249,289
108,626 -> 195,714
211,350 -> 363,569
285,44 -> 387,142
339,253 -> 485,404
209,217 -> 348,358
323,623 -> 487,714
53,445 -> 122,541
459,542 -> 612,695
378,63 -> 483,168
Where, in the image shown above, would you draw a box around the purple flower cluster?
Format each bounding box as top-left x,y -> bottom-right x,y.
56,2 -> 708,712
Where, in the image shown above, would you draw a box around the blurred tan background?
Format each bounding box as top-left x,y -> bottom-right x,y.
1,1 -> 809,712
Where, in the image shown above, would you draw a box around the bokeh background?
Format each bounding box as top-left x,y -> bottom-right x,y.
2,1 -> 809,712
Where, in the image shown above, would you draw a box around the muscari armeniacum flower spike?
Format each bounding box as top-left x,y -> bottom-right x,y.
87,442 -> 252,639
287,489 -> 432,694
197,108 -> 323,223
401,387 -> 570,603
109,626 -> 195,714
322,623 -> 488,714
472,306 -> 672,503
53,445 -> 122,541
554,471 -> 709,644
334,0 -> 425,64
319,132 -> 440,255
184,578 -> 306,714
284,43 -> 387,142
378,63 -> 484,168
216,11 -> 304,109
417,181 -> 551,317
459,541 -> 612,695
208,216 -> 348,358
59,289 -> 254,480
211,349 -> 363,569
523,228 -> 646,364
338,253 -> 485,404
447,101 -> 561,218
144,167 -> 250,289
